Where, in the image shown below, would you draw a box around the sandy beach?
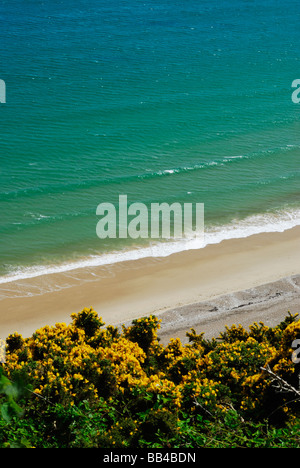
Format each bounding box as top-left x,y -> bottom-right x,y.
0,225 -> 299,341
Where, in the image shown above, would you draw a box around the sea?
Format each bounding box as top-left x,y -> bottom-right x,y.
0,0 -> 300,285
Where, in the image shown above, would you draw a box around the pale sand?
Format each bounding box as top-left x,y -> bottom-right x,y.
0,226 -> 299,340
155,275 -> 300,345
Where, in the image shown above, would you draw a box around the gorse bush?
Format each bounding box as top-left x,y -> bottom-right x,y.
0,308 -> 300,448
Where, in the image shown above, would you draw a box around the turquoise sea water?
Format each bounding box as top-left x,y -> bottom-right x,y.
0,0 -> 300,283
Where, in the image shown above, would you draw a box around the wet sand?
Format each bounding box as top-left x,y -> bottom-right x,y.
0,226 -> 299,340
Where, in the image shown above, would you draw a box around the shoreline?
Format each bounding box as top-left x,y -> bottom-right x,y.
0,225 -> 299,340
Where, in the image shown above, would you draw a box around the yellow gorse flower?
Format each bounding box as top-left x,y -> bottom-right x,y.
2,308 -> 299,422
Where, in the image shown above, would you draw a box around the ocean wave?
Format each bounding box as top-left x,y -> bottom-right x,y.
0,206 -> 299,285
0,161 -> 225,200
1,143 -> 299,201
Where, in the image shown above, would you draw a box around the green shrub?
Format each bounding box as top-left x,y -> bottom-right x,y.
1,309 -> 299,448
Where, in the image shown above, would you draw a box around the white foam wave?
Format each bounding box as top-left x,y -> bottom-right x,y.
0,207 -> 299,285
204,208 -> 300,244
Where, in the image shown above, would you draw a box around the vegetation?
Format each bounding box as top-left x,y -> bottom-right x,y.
0,308 -> 300,448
